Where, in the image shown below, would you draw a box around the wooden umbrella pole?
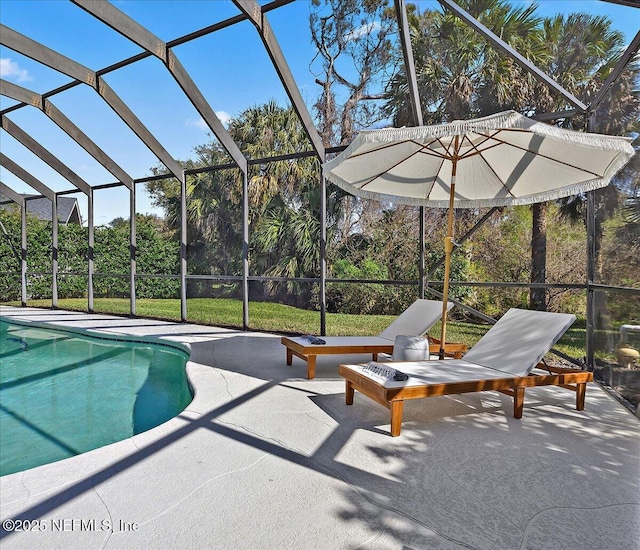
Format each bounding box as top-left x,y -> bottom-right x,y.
439,137 -> 459,359
439,179 -> 456,359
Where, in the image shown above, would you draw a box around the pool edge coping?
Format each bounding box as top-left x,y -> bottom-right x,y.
0,310 -> 202,478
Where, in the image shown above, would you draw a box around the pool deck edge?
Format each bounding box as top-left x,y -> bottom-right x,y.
1,306 -> 639,550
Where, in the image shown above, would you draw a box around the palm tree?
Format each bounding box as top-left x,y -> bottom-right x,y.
227,100 -> 316,215
384,0 -> 547,309
537,15 -> 640,305
210,102 -> 329,306
147,148 -> 244,278
385,4 -> 639,312
146,102 -> 321,289
622,144 -> 640,230
384,0 -> 543,125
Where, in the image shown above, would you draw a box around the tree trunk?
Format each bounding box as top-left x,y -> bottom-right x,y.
530,202 -> 547,311
592,216 -> 610,329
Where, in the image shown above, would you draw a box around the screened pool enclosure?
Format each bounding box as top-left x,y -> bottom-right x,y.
0,1 -> 638,405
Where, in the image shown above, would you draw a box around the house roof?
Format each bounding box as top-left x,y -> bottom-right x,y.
0,193 -> 81,225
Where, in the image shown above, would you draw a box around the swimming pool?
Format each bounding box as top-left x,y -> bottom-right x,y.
0,319 -> 192,476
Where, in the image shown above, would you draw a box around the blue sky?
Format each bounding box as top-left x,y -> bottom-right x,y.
1,0 -> 638,224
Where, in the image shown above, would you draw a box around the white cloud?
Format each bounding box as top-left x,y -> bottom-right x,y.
186,117 -> 209,131
186,112 -> 232,131
0,58 -> 32,82
345,21 -> 382,42
215,111 -> 232,127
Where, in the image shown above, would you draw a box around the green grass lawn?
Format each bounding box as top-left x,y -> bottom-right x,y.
4,297 -> 588,360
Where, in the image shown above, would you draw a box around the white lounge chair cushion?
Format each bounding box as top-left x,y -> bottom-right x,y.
462,308 -> 576,376
378,299 -> 453,341
343,360 -> 509,388
288,336 -> 390,347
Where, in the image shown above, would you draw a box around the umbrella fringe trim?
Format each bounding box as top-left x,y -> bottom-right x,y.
326,174 -> 629,209
348,111 -> 633,154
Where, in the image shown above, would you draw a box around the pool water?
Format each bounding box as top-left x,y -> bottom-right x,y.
0,319 -> 192,476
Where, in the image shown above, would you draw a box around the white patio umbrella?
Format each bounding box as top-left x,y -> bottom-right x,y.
322,110 -> 634,359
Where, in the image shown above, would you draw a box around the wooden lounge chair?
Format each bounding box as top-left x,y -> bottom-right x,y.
339,308 -> 593,436
281,299 -> 467,379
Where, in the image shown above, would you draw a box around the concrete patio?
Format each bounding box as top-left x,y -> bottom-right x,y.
1,305 -> 639,550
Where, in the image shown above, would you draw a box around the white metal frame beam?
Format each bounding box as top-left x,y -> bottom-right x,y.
0,182 -> 27,305
1,115 -> 92,196
233,0 -> 325,158
70,0 -> 253,322
0,79 -> 134,190
394,0 -> 424,127
590,30 -> 640,112
0,24 -> 184,184
0,153 -> 56,201
233,0 -> 327,329
71,0 -> 248,174
0,182 -> 24,205
0,153 -> 59,306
